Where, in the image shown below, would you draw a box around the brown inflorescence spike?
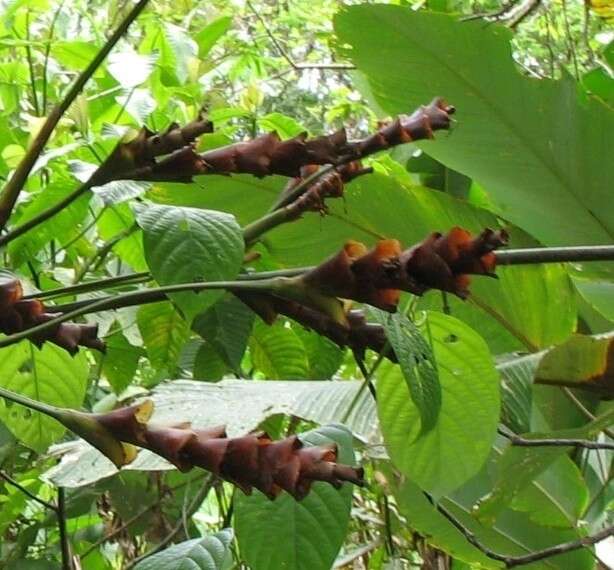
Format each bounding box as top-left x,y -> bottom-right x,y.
0,276 -> 106,354
298,227 -> 508,306
80,402 -> 364,501
91,99 -> 453,185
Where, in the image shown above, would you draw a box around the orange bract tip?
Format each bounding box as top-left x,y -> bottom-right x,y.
374,239 -> 402,260
344,240 -> 369,259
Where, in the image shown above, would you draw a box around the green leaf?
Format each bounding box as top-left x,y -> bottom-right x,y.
137,204 -> 244,322
294,326 -> 344,380
102,327 -> 144,394
9,171 -> 90,267
192,294 -> 254,372
133,528 -> 233,570
378,312 -> 499,496
249,319 -> 309,379
257,112 -> 307,139
137,302 -> 190,372
196,16 -> 233,58
51,41 -> 102,73
97,204 -> 148,271
535,333 -> 614,397
234,425 -> 355,570
497,353 -> 539,434
372,310 -> 440,436
149,174 -> 281,226
0,342 -> 89,452
335,5 -> 614,247
193,342 -> 227,381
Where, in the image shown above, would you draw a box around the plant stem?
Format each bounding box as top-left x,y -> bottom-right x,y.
57,487 -> 72,570
498,428 -> 614,450
22,271 -> 152,301
495,245 -> 614,265
435,501 -> 614,567
0,470 -> 57,511
0,0 -> 151,231
0,278 -> 281,348
0,386 -> 62,419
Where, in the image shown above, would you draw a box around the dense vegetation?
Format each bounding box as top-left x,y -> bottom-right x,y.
0,1 -> 612,569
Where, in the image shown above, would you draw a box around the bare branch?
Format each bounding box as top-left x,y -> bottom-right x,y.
498,428 -> 614,451
435,501 -> 613,567
0,470 -> 57,512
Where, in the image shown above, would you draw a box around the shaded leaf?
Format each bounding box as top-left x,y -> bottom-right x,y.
335,6 -> 614,248
234,425 -> 355,570
372,309 -> 440,436
192,293 -> 254,372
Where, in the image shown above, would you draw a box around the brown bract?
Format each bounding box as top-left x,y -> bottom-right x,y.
0,276 -> 105,354
302,227 -> 509,306
84,403 -> 364,500
98,98 -> 453,185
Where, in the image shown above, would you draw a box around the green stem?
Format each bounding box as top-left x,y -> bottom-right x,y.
243,207 -> 293,244
0,0 -> 151,231
0,385 -> 62,419
23,271 -> 152,302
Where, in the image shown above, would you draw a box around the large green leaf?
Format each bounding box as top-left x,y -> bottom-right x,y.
372,309 -> 440,436
137,204 -> 244,321
137,301 -> 190,373
234,425 -> 355,570
44,379 -> 378,487
378,311 -> 500,496
334,5 -> 614,247
0,342 -> 89,452
133,528 -> 233,570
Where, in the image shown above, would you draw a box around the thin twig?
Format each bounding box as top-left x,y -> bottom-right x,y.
0,0 -> 151,230
22,271 -> 151,302
498,428 -> 614,451
245,0 -> 354,72
435,501 -> 613,567
562,388 -> 614,439
0,470 -> 57,512
57,487 -> 72,570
